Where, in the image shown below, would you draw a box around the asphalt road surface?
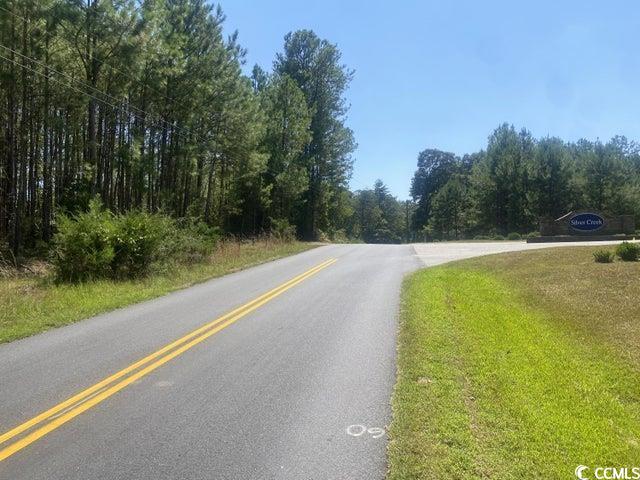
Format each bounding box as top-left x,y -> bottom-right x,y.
0,241 -> 630,480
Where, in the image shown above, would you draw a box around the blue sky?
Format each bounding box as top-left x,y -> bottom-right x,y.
221,1 -> 640,199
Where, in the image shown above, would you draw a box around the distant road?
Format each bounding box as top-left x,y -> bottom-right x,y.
0,241 -> 626,479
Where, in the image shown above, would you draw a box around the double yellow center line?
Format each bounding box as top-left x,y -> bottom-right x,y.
0,258 -> 337,462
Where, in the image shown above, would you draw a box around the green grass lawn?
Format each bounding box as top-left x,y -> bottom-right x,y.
0,240 -> 317,344
388,247 -> 640,479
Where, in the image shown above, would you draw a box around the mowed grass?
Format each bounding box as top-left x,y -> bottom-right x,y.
388,247 -> 640,479
0,240 -> 317,344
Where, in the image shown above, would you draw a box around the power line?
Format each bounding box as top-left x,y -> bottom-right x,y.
0,3 -> 185,112
0,49 -> 210,148
0,41 -> 203,143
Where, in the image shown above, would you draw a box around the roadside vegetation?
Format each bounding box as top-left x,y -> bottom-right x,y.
51,199 -> 221,282
0,0 -> 415,256
615,241 -> 640,261
0,216 -> 316,343
0,2 -> 362,256
389,246 -> 640,479
592,242 -> 640,263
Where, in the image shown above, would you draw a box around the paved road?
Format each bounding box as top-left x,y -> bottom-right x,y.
0,241 -> 630,479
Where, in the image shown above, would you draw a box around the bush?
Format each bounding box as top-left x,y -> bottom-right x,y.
269,218 -> 296,242
52,200 -> 116,282
593,249 -> 614,263
507,232 -> 522,240
316,229 -> 331,243
615,242 -> 640,262
331,229 -> 351,243
111,212 -> 170,278
161,220 -> 219,264
526,231 -> 540,239
53,201 -> 220,282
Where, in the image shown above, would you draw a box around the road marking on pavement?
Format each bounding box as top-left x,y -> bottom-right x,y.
346,425 -> 386,439
0,258 -> 337,462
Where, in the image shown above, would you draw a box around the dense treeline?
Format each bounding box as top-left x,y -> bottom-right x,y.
7,1 -> 634,254
411,123 -> 640,240
0,0 -> 358,256
350,180 -> 409,243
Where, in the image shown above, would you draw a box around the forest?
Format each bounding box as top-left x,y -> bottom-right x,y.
0,0 -> 396,258
410,125 -> 640,240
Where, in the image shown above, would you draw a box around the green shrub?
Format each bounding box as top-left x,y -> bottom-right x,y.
492,234 -> 505,241
53,200 -> 220,282
330,229 -> 350,243
270,218 -> 296,242
316,229 -> 331,243
507,232 -> 522,240
112,212 -> 170,278
473,234 -> 492,240
615,242 -> 640,262
52,200 -> 116,282
593,249 -> 614,263
160,219 -> 219,264
526,231 -> 540,239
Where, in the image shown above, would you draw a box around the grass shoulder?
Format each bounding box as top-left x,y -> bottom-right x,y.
388,246 -> 640,479
0,240 -> 318,344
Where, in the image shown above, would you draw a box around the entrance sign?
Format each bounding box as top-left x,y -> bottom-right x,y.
532,210 -> 635,242
569,213 -> 605,232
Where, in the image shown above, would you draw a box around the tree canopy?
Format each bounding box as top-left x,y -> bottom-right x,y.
0,1 -> 360,255
410,123 -> 640,240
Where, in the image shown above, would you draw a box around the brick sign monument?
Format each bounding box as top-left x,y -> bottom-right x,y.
528,211 -> 636,243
